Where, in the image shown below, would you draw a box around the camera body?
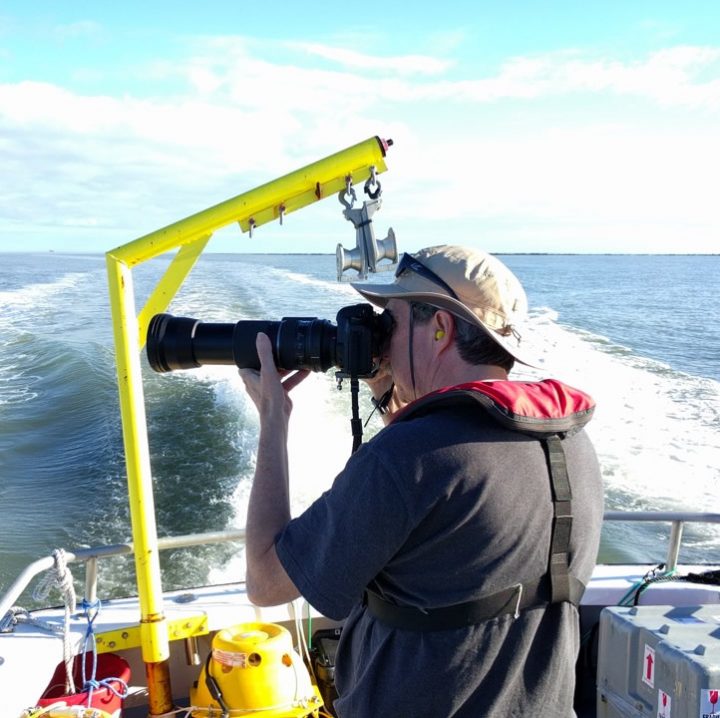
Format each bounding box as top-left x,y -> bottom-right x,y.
146,303 -> 391,379
333,303 -> 385,378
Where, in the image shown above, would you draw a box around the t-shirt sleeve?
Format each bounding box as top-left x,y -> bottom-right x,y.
275,442 -> 413,620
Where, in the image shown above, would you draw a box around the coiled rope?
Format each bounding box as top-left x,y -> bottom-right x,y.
32,549 -> 78,694
22,550 -> 128,708
0,606 -> 65,635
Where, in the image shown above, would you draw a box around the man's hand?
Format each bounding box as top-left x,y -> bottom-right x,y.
240,333 -> 310,421
239,332 -> 307,607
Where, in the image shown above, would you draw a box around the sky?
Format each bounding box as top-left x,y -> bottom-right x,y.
1,1 -> 719,255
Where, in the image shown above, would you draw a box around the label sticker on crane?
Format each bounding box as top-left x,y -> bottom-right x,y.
657,689 -> 671,718
642,644 -> 655,688
700,688 -> 720,718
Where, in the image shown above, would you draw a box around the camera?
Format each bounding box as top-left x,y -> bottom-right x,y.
146,303 -> 392,379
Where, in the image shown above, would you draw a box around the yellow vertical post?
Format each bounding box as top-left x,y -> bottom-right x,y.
106,255 -> 174,714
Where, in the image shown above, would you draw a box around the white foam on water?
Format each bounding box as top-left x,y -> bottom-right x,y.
185,364 -> 351,506
0,362 -> 41,405
280,270 -> 363,296
0,273 -> 84,314
201,366 -> 355,583
517,308 -> 720,516
0,273 -> 88,406
280,271 -> 337,288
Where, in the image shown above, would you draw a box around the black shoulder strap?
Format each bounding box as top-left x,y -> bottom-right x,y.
364,434 -> 582,631
545,435 -> 573,603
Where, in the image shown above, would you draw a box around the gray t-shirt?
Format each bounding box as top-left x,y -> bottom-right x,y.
276,402 -> 603,717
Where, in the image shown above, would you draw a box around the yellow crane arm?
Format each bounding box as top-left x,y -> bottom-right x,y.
105,136 -> 391,716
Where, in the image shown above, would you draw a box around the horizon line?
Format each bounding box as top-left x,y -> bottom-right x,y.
3,250 -> 720,257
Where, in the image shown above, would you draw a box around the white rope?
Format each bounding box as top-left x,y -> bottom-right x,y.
291,599 -> 314,686
33,549 -> 78,694
0,606 -> 65,634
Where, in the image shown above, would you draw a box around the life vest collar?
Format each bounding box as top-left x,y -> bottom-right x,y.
395,378 -> 595,437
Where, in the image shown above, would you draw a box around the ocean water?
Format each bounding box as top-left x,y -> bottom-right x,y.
0,252 -> 718,605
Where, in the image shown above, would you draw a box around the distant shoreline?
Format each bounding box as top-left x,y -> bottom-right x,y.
3,251 -> 719,257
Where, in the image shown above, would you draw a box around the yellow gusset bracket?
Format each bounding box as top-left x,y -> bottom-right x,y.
105,136 -> 391,716
136,234 -> 211,347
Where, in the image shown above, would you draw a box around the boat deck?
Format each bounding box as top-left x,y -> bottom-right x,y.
3,513 -> 720,716
5,565 -> 720,717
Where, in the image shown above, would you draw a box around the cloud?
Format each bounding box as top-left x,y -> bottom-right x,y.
289,42 -> 453,75
558,46 -> 720,107
133,39 -> 720,112
0,80 -> 300,165
148,40 -> 720,129
383,46 -> 720,107
1,39 -> 719,252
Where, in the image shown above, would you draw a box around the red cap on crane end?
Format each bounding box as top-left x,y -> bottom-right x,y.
376,137 -> 394,155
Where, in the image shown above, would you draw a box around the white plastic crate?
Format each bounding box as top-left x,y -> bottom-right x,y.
597,605 -> 720,718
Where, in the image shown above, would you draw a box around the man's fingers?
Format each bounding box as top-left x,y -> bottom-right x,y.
256,332 -> 276,370
255,332 -> 308,390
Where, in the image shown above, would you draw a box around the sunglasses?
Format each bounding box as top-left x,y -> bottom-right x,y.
395,254 -> 459,300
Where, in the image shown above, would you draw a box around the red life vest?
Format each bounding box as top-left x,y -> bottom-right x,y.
394,378 -> 595,436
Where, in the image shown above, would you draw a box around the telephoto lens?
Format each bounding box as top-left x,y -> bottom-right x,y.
146,303 -> 391,378
146,313 -> 336,373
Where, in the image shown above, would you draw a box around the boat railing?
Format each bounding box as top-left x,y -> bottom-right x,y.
0,529 -> 245,622
2,512 -> 719,623
603,511 -> 720,573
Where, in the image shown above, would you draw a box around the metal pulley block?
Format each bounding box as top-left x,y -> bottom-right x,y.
336,170 -> 398,280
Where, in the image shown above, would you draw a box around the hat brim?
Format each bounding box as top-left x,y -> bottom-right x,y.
352,282 -> 542,368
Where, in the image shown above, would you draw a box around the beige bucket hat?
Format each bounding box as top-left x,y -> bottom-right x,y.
352,245 -> 539,367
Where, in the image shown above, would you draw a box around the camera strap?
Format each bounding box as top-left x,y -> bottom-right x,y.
350,378 -> 363,454
408,303 -> 419,400
366,384 -> 394,423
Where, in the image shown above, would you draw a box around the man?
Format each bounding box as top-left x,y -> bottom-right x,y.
240,245 -> 603,717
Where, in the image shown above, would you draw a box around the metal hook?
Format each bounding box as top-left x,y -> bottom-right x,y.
364,166 -> 381,200
248,218 -> 256,238
279,204 -> 286,226
338,179 -> 357,210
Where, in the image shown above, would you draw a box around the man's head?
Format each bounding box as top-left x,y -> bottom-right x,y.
352,245 -> 536,369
